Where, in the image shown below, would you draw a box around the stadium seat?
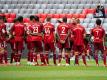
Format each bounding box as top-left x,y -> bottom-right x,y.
84,18 -> 90,23
10,13 -> 16,19
77,4 -> 84,9
46,4 -> 53,9
49,9 -> 56,14
72,14 -> 79,18
59,14 -> 66,18
58,4 -> 65,9
88,23 -> 95,28
90,18 -> 96,23
53,14 -> 60,18
63,9 -> 69,14
66,14 -> 72,18
79,14 -> 86,18
40,14 -> 47,18
65,4 -> 71,9
34,4 -> 41,9
43,9 -> 50,14
87,9 -> 95,14
56,9 -> 63,14
4,13 -> 10,18
37,9 -> 44,14
40,4 -> 47,9
82,23 -> 88,28
86,14 -> 94,18
47,14 -> 53,18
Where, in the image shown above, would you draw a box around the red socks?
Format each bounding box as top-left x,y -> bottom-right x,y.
103,54 -> 106,66
58,54 -> 62,63
65,54 -> 69,64
45,54 -> 49,64
33,53 -> 38,63
53,54 -> 56,65
75,55 -> 79,65
0,54 -> 3,64
40,53 -> 46,64
82,55 -> 87,65
94,54 -> 98,65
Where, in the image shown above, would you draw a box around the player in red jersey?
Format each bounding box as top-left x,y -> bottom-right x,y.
10,16 -> 25,65
43,17 -> 56,65
91,19 -> 106,66
9,18 -> 18,64
28,16 -> 45,65
25,16 -> 35,65
68,18 -> 78,64
0,16 -> 8,64
72,19 -> 86,66
57,17 -> 70,66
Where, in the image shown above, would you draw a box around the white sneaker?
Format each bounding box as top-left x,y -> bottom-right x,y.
30,62 -> 35,66
27,62 -> 31,65
16,62 -> 20,65
65,63 -> 70,66
57,63 -> 61,66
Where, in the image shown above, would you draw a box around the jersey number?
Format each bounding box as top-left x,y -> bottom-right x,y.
33,27 -> 38,33
61,27 -> 65,34
45,28 -> 50,34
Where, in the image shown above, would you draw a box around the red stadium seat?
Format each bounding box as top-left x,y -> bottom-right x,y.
79,14 -> 86,18
47,14 -> 53,18
72,14 -> 79,18
105,9 -> 107,14
59,14 -> 66,18
40,14 -> 47,18
23,18 -> 30,23
0,13 -> 4,17
82,9 -> 88,14
35,14 -> 41,17
66,14 -> 72,18
87,9 -> 95,14
53,14 -> 60,18
7,18 -> 14,23
53,14 -> 59,18
10,13 -> 16,19
4,13 -> 10,19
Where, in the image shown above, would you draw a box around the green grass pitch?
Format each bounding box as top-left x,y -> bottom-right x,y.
0,59 -> 107,80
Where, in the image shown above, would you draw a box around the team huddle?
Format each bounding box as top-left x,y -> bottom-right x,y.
0,15 -> 106,66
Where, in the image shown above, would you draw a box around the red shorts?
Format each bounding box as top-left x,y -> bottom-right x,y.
94,42 -> 104,51
44,42 -> 55,51
32,41 -> 43,52
14,41 -> 24,51
73,45 -> 84,53
27,41 -> 34,50
57,40 -> 70,49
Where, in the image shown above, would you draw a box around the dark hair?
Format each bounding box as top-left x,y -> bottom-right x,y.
17,16 -> 23,22
96,19 -> 101,25
62,17 -> 67,23
14,18 -> 18,23
46,17 -> 51,22
0,16 -> 3,20
30,15 -> 35,21
35,16 -> 39,22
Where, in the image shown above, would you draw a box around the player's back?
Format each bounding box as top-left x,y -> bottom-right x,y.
91,26 -> 105,43
72,24 -> 85,45
13,23 -> 25,36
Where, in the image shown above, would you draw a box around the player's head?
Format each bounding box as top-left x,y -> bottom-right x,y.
17,16 -> 23,23
35,16 -> 39,22
0,16 -> 4,23
14,18 -> 18,23
96,19 -> 101,26
46,17 -> 51,22
76,18 -> 80,24
62,17 -> 67,23
72,18 -> 77,25
30,15 -> 35,22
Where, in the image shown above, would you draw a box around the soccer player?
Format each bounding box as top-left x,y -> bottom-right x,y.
43,17 -> 56,65
28,16 -> 45,65
9,18 -> 18,64
0,16 -> 7,64
72,19 -> 87,66
57,17 -> 70,66
68,18 -> 78,64
10,16 -> 25,65
91,19 -> 106,66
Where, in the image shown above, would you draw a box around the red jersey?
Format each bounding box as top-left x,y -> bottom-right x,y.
69,23 -> 76,41
25,23 -> 32,42
11,23 -> 25,41
57,23 -> 70,41
72,24 -> 86,46
30,22 -> 43,41
0,23 -> 6,42
91,26 -> 105,43
43,22 -> 55,43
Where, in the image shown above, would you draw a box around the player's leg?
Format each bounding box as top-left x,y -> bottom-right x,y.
101,44 -> 106,66
81,45 -> 87,66
74,46 -> 79,65
44,43 -> 49,65
36,41 -> 45,65
94,43 -> 99,66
